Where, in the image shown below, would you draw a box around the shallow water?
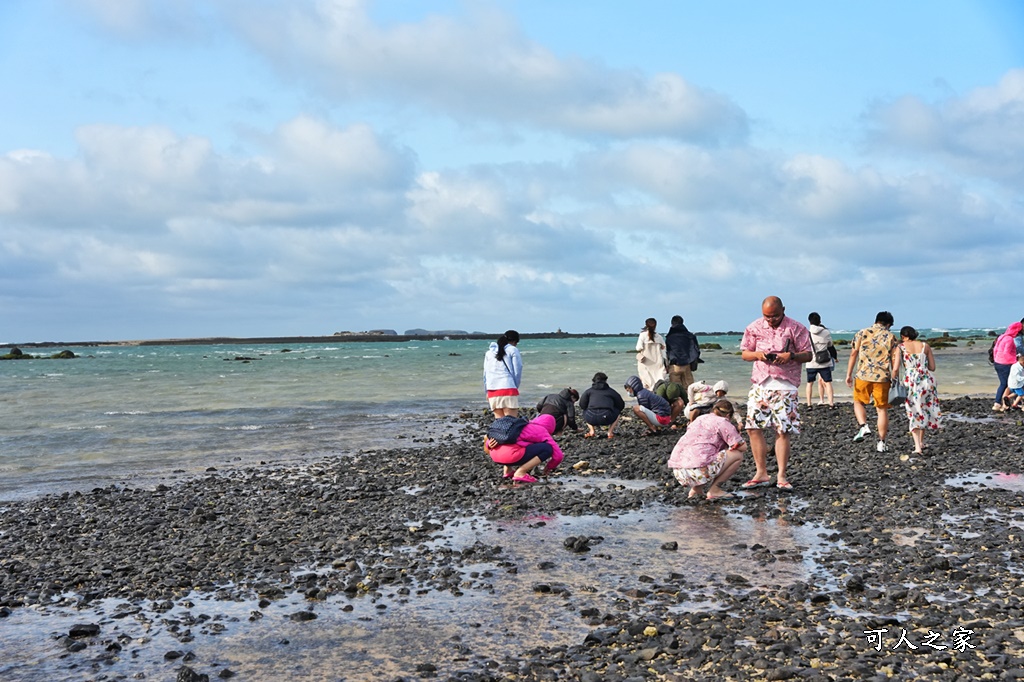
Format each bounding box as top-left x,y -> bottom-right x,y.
0,334 -> 1000,501
0,498 -> 833,681
945,472 -> 1024,492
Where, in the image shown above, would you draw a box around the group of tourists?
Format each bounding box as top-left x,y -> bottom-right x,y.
481,299 -> 948,496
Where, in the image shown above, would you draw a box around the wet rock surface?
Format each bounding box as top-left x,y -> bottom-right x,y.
1,398 -> 1023,680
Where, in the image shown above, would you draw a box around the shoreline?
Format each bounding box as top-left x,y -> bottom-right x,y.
6,331 -> 687,349
3,328 -> 996,349
2,398 -> 1023,680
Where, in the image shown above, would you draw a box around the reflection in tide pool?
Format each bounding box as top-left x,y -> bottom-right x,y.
945,471 -> 1024,492
0,501 -> 835,682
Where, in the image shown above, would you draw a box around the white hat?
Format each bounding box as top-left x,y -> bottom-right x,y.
712,380 -> 729,394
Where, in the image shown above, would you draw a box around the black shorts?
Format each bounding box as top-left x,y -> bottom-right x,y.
806,367 -> 833,383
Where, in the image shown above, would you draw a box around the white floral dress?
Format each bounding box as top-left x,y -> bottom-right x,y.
901,346 -> 941,432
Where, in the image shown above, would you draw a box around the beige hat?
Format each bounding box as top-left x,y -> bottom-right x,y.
712,380 -> 729,394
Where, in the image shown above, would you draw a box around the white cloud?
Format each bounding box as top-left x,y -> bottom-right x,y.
69,0 -> 212,41
228,0 -> 747,142
867,68 -> 1024,185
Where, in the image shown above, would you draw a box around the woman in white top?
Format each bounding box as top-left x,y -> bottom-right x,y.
805,312 -> 835,408
636,317 -> 668,389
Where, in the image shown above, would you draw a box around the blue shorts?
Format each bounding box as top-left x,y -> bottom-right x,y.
1012,387 -> 1024,397
806,367 -> 833,383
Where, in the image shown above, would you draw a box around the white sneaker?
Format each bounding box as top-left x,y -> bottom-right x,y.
876,440 -> 887,452
994,403 -> 1004,412
853,424 -> 870,442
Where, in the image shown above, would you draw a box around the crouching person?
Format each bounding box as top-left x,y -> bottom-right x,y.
624,375 -> 673,436
536,388 -> 580,435
484,414 -> 564,484
667,400 -> 747,501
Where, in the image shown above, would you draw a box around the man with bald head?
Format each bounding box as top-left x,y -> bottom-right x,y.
739,296 -> 812,490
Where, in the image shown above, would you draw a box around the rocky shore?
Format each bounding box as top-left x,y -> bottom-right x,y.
2,398 -> 1023,681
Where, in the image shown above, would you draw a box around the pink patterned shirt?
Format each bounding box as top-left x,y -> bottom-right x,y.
740,315 -> 812,386
668,414 -> 744,469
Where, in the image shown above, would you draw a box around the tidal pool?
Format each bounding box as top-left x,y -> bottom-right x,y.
0,490 -> 834,681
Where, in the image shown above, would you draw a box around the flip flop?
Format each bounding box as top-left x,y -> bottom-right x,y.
706,492 -> 738,501
741,479 -> 772,489
776,481 -> 794,491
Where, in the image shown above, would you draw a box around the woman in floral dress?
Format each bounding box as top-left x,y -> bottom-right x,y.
898,326 -> 941,454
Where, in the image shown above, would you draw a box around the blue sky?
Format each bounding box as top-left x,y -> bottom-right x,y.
2,0 -> 1023,342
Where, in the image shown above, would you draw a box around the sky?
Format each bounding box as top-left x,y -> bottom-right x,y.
2,0 -> 1024,342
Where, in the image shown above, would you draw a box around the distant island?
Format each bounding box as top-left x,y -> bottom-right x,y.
9,329 -> 775,349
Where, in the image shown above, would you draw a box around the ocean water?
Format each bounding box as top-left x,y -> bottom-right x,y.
0,330 -> 1000,500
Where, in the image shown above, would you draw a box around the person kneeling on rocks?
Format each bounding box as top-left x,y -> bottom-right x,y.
624,375 -> 673,436
483,414 -> 564,484
668,400 -> 747,501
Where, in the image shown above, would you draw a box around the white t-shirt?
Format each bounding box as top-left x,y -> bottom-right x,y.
1009,362 -> 1024,390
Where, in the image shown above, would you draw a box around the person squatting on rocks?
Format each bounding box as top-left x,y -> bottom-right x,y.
536,388 -> 580,435
739,296 -> 812,491
483,414 -> 564,484
845,312 -> 899,452
483,330 -> 522,417
665,314 -> 701,391
579,372 -> 626,439
624,375 -> 674,436
685,380 -> 731,422
635,317 -> 669,389
1004,352 -> 1024,410
668,400 -> 747,502
652,379 -> 688,428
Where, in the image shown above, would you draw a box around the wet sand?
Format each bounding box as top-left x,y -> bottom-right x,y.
1,398 -> 1023,680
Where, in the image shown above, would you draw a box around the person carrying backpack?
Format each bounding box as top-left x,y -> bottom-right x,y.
483,414 -> 564,483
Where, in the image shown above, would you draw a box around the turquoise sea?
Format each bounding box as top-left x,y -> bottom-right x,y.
0,329 -> 1002,500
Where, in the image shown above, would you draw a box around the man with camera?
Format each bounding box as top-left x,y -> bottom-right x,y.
739,296 -> 812,491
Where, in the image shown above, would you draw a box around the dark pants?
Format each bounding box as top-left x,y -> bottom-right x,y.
996,363 -> 1012,404
511,442 -> 552,466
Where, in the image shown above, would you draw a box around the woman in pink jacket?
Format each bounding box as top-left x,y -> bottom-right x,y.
483,414 -> 564,484
993,322 -> 1023,412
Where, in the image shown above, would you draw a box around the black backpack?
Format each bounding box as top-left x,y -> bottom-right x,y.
487,416 -> 528,444
988,339 -> 996,365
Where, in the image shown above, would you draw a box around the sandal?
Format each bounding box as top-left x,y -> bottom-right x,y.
513,473 -> 537,484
